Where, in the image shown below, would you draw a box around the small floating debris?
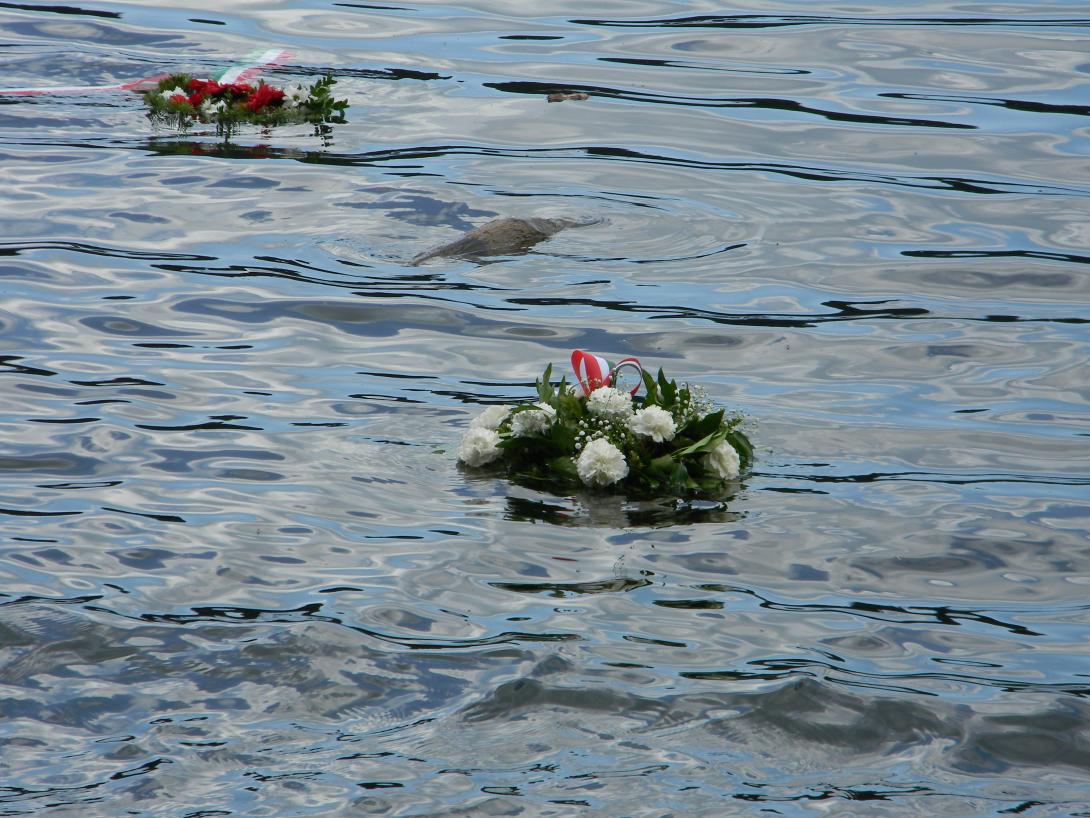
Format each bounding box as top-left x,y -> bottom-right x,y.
547,91 -> 589,103
458,351 -> 754,496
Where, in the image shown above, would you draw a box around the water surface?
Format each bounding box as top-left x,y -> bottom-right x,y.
2,1 -> 1090,815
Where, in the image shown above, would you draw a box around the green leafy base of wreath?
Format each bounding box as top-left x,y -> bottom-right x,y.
143,74 -> 348,137
467,365 -> 754,498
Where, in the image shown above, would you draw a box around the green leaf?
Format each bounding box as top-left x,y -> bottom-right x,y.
536,363 -> 554,403
546,456 -> 578,480
547,420 -> 576,452
641,369 -> 659,404
678,409 -> 724,442
671,428 -> 726,459
557,389 -> 583,419
657,370 -> 677,406
726,429 -> 754,465
648,453 -> 674,471
666,462 -> 693,493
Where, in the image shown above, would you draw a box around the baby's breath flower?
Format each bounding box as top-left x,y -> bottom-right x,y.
687,385 -> 713,418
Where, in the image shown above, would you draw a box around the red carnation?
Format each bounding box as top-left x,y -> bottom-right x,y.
185,78 -> 224,96
228,83 -> 254,97
188,91 -> 205,106
244,83 -> 285,112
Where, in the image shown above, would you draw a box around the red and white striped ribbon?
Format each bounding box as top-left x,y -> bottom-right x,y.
0,74 -> 170,96
570,349 -> 643,397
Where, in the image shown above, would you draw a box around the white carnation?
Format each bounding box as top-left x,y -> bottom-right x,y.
706,440 -> 741,480
201,98 -> 226,115
470,404 -> 510,431
457,427 -> 502,467
586,386 -> 633,419
627,405 -> 676,443
576,438 -> 629,487
510,402 -> 556,436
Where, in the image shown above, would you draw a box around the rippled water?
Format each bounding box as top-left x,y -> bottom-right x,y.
2,1 -> 1090,815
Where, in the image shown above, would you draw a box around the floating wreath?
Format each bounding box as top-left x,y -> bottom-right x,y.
142,74 -> 348,135
458,350 -> 754,496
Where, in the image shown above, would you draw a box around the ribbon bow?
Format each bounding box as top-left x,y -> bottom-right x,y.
570,350 -> 643,397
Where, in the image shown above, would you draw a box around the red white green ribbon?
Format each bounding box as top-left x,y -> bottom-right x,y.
214,49 -> 291,83
571,349 -> 643,397
0,48 -> 291,97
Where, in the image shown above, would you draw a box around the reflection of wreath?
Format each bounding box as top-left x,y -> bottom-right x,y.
141,74 -> 348,135
459,350 -> 754,495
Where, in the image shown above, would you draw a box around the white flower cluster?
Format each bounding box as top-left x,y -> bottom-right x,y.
159,83 -> 189,101
458,401 -> 557,469
469,404 -> 509,431
586,386 -> 632,419
705,440 -> 740,480
457,427 -> 501,467
201,98 -> 227,116
576,438 -> 629,486
626,405 -> 676,443
509,403 -> 556,436
459,405 -> 508,467
282,83 -> 309,109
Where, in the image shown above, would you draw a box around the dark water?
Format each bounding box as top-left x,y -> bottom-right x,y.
2,1 -> 1090,815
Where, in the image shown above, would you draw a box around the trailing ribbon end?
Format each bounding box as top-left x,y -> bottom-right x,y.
610,357 -> 644,397
571,350 -> 642,397
0,49 -> 292,97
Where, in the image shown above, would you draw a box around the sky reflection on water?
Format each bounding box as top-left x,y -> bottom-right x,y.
2,1 -> 1090,815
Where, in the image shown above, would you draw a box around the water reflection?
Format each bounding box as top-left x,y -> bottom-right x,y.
503,491 -> 745,527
